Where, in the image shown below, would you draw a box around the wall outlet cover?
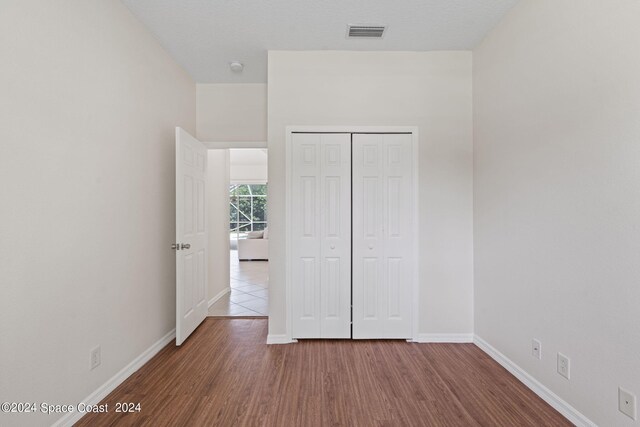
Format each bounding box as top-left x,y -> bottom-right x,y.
531,339 -> 541,360
619,387 -> 637,420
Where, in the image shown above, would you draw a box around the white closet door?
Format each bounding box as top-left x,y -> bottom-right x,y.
352,133 -> 414,339
291,133 -> 351,338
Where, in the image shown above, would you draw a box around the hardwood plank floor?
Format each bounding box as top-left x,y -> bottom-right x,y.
76,319 -> 571,427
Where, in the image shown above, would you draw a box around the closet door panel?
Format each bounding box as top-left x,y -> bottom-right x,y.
291,134 -> 322,338
353,136 -> 383,327
353,133 -> 414,339
291,133 -> 351,339
319,137 -> 351,338
382,134 -> 414,333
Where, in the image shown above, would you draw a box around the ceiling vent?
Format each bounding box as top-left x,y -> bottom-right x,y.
347,25 -> 386,39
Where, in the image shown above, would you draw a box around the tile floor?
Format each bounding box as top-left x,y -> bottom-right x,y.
208,250 -> 268,317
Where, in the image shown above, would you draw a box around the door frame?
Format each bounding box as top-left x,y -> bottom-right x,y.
285,126 -> 420,343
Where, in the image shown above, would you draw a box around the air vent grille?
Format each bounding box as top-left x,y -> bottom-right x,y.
347,25 -> 386,38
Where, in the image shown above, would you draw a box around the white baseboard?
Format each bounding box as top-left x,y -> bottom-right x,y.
473,335 -> 597,427
412,333 -> 474,343
52,328 -> 176,427
208,287 -> 231,308
266,334 -> 297,344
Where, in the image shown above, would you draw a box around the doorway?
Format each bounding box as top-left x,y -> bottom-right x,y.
209,149 -> 269,317
175,129 -> 269,344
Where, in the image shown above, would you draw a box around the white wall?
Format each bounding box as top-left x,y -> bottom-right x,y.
0,1 -> 195,426
197,83 -> 267,142
207,150 -> 231,302
474,1 -> 640,426
230,149 -> 268,183
268,51 -> 474,338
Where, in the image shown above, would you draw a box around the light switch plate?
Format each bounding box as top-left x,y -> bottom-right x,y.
90,346 -> 101,370
557,353 -> 570,379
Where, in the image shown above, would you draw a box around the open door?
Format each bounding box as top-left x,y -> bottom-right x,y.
175,127 -> 208,345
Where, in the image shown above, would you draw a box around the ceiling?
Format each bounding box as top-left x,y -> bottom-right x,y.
121,0 -> 519,83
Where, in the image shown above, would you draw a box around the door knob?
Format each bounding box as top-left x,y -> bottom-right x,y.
330,245 -> 335,250
180,243 -> 191,250
368,244 -> 374,250
171,243 -> 179,250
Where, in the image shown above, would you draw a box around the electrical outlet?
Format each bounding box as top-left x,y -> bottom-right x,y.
531,339 -> 542,360
619,387 -> 637,420
90,346 -> 101,370
557,353 -> 570,379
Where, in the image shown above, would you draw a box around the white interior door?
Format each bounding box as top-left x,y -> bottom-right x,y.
175,127 -> 208,345
291,133 -> 351,338
352,133 -> 414,339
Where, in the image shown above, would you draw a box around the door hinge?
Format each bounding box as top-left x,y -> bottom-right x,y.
171,243 -> 191,250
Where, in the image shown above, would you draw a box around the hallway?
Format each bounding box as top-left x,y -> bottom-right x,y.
208,250 -> 268,316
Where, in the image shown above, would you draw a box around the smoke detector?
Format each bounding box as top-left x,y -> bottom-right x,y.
229,62 -> 244,73
347,25 -> 387,38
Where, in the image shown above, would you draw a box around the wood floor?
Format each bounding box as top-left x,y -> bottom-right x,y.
76,319 -> 571,427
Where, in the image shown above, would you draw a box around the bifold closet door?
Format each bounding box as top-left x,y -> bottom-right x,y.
352,133 -> 414,339
291,133 -> 351,338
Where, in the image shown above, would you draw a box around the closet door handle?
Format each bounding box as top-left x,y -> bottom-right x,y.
368,244 -> 374,250
180,243 -> 191,250
330,245 -> 335,250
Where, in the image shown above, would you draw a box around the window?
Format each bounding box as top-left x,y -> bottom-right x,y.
229,184 -> 267,240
